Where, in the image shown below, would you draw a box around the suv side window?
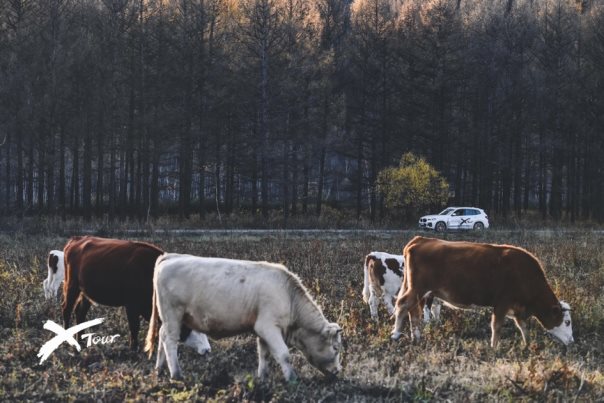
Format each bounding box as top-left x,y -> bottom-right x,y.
453,209 -> 465,216
469,209 -> 479,216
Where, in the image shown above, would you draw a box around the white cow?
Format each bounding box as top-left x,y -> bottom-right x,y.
363,251 -> 440,322
145,254 -> 342,381
43,250 -> 65,299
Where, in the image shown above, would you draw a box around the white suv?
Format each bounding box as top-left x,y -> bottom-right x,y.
419,207 -> 489,232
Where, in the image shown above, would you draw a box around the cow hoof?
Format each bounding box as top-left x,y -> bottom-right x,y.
170,373 -> 183,381
197,347 -> 211,356
390,331 -> 402,341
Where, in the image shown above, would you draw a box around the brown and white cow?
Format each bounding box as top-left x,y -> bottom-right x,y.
362,252 -> 440,322
43,250 -> 65,300
145,254 -> 342,381
62,236 -> 210,354
391,236 -> 574,348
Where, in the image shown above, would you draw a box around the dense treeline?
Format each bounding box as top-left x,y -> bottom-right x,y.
0,0 -> 602,223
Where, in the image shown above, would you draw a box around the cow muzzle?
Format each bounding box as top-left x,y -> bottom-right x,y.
321,367 -> 339,380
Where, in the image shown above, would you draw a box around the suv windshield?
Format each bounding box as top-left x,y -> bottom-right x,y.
439,208 -> 454,215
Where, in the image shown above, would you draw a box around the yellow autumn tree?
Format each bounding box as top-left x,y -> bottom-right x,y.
377,153 -> 449,217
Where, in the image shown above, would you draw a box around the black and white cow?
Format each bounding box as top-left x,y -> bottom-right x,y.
363,251 -> 440,322
43,250 -> 65,300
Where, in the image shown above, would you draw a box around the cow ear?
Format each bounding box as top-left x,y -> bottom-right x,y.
560,301 -> 571,312
323,323 -> 341,338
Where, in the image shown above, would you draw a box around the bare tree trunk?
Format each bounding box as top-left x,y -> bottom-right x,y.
4,130 -> 10,213
214,130 -> 221,213
46,128 -> 55,213
109,132 -> 116,221
59,126 -> 65,220
141,135 -> 150,220
260,52 -> 270,219
356,136 -> 363,219
16,122 -> 23,215
198,135 -> 206,218
178,85 -> 193,218
282,141 -> 289,226
37,130 -> 46,212
150,138 -> 159,219
137,0 -> 146,219
316,145 -> 326,215
96,122 -> 104,217
225,121 -> 235,214
252,150 -> 258,214
302,142 -> 309,214
369,138 -> 377,222
71,135 -> 79,213
83,122 -> 92,221
316,94 -> 329,216
550,148 -> 563,220
523,135 -> 530,212
291,142 -> 298,215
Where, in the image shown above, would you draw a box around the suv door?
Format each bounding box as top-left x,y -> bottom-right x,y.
447,209 -> 466,229
459,209 -> 476,229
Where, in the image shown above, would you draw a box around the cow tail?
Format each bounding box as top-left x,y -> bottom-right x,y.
362,255 -> 371,303
144,281 -> 159,359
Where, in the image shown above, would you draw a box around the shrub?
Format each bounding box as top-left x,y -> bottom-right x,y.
377,152 -> 449,219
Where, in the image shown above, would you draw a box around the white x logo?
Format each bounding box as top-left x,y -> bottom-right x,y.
37,318 -> 105,364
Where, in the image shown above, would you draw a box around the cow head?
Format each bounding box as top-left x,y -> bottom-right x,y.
43,251 -> 65,300
546,301 -> 574,345
291,322 -> 342,378
183,330 -> 212,356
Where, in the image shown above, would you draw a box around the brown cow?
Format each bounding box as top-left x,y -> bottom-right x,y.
62,236 -> 210,353
391,236 -> 573,348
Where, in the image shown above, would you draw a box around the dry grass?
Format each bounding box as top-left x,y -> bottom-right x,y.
0,231 -> 602,401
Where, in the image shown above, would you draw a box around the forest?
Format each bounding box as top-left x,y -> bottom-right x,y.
1,0 -> 603,223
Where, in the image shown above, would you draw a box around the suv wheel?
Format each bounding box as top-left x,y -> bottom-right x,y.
473,222 -> 485,231
435,222 -> 447,232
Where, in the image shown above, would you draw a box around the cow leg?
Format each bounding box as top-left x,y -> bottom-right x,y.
409,303 -> 423,341
125,306 -> 141,351
383,293 -> 396,317
159,324 -> 182,380
391,289 -> 421,340
62,286 -> 81,330
254,325 -> 296,381
422,297 -> 431,323
154,292 -> 184,379
368,290 -> 380,320
75,296 -> 91,325
513,317 -> 528,346
155,325 -> 167,372
43,278 -> 50,299
256,337 -> 271,379
431,298 -> 441,322
490,308 -> 506,349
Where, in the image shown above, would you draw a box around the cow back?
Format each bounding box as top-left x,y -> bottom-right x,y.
64,236 -> 164,313
405,236 -> 559,311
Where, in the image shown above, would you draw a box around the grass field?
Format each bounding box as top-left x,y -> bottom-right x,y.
0,231 -> 602,401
